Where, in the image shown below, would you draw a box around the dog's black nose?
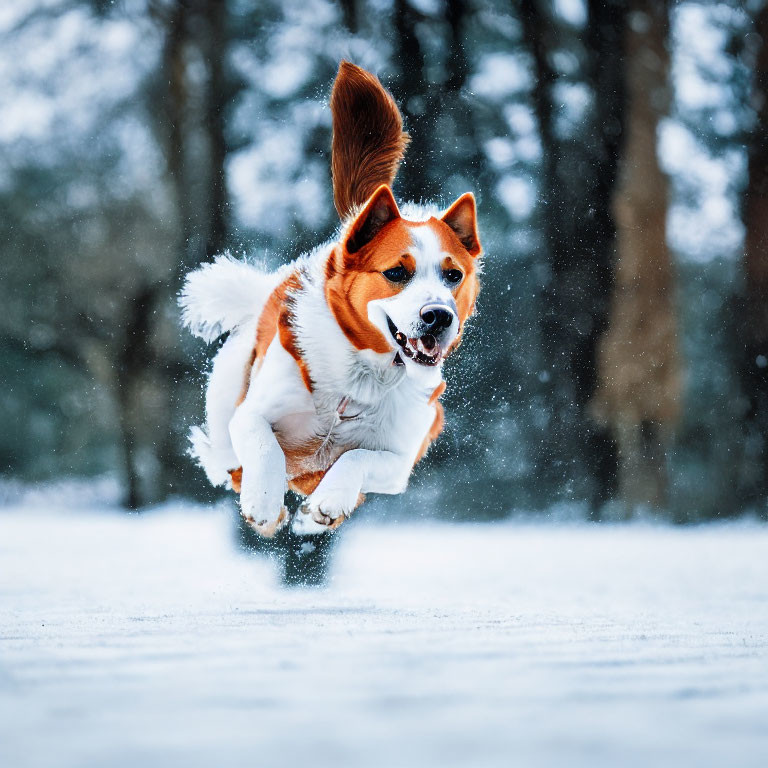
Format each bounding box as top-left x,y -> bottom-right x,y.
420,304 -> 455,332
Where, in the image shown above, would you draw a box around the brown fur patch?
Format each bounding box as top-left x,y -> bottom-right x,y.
289,470 -> 327,496
229,467 -> 242,493
441,193 -> 482,257
235,271 -> 311,409
278,304 -> 313,392
344,185 -> 402,255
325,213 -> 416,352
416,402 -> 445,463
429,381 -> 447,405
331,62 -> 409,219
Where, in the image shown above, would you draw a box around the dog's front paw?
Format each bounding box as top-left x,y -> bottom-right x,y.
242,507 -> 288,538
240,472 -> 287,538
292,510 -> 333,536
304,482 -> 363,528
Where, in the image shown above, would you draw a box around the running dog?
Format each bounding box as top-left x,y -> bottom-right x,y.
180,62 -> 482,536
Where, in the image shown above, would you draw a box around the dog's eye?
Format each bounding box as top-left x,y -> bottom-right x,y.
444,269 -> 463,285
383,266 -> 410,283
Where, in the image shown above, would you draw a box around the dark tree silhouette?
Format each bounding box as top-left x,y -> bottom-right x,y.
738,1 -> 768,514
594,0 -> 681,514
521,0 -> 624,511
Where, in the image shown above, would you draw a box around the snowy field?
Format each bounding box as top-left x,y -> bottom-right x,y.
1,503 -> 767,768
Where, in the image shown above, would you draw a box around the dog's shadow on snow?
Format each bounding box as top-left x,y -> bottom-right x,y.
234,492 -> 339,587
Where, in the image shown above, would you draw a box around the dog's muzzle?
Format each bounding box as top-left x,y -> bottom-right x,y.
387,304 -> 456,367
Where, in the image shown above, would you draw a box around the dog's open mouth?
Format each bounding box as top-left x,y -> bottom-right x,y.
387,317 -> 442,367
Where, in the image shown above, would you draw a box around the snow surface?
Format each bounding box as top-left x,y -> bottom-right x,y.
1,504 -> 767,768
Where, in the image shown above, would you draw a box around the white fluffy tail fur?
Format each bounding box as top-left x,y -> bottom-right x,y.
179,253 -> 280,343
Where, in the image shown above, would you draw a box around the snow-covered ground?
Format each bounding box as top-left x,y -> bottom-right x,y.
1,504 -> 767,768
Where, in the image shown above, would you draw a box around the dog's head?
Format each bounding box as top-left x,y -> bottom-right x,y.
327,62 -> 482,379
325,184 -> 481,378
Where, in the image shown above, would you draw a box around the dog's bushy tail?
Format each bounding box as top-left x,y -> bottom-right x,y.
179,253 -> 278,343
331,61 -> 410,220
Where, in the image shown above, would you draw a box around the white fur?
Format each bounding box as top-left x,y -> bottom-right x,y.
179,253 -> 285,343
190,322 -> 257,486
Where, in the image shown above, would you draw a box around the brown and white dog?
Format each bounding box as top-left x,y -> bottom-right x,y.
180,62 -> 482,536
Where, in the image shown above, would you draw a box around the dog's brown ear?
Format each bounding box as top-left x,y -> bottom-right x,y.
441,193 -> 482,257
344,184 -> 401,255
331,61 -> 410,220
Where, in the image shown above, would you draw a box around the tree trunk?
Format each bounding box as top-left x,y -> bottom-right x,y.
521,0 -> 623,511
444,0 -> 470,94
739,2 -> 768,511
338,0 -> 358,33
163,0 -> 190,261
156,0 -> 234,501
114,285 -> 159,509
593,0 -> 681,515
108,0 -> 191,509
112,0 -> 234,507
161,0 -> 231,277
393,0 -> 435,201
200,0 -> 229,261
443,0 -> 486,185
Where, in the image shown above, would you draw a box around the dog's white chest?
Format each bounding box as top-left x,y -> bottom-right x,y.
310,391 -> 389,451
270,381 -> 426,481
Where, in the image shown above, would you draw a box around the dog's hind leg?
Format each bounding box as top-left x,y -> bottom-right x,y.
189,326 -> 254,485
228,381 -> 288,538
206,327 -> 255,467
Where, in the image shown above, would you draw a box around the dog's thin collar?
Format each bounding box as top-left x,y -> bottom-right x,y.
315,396 -> 359,456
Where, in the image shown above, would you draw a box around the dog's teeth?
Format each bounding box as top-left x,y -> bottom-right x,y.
416,338 -> 438,357
402,345 -> 414,358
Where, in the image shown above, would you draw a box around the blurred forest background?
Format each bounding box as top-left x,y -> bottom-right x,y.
1,0 -> 767,523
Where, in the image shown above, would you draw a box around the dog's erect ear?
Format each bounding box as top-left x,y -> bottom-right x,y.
344,185 -> 401,255
441,193 -> 482,257
331,61 -> 410,220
